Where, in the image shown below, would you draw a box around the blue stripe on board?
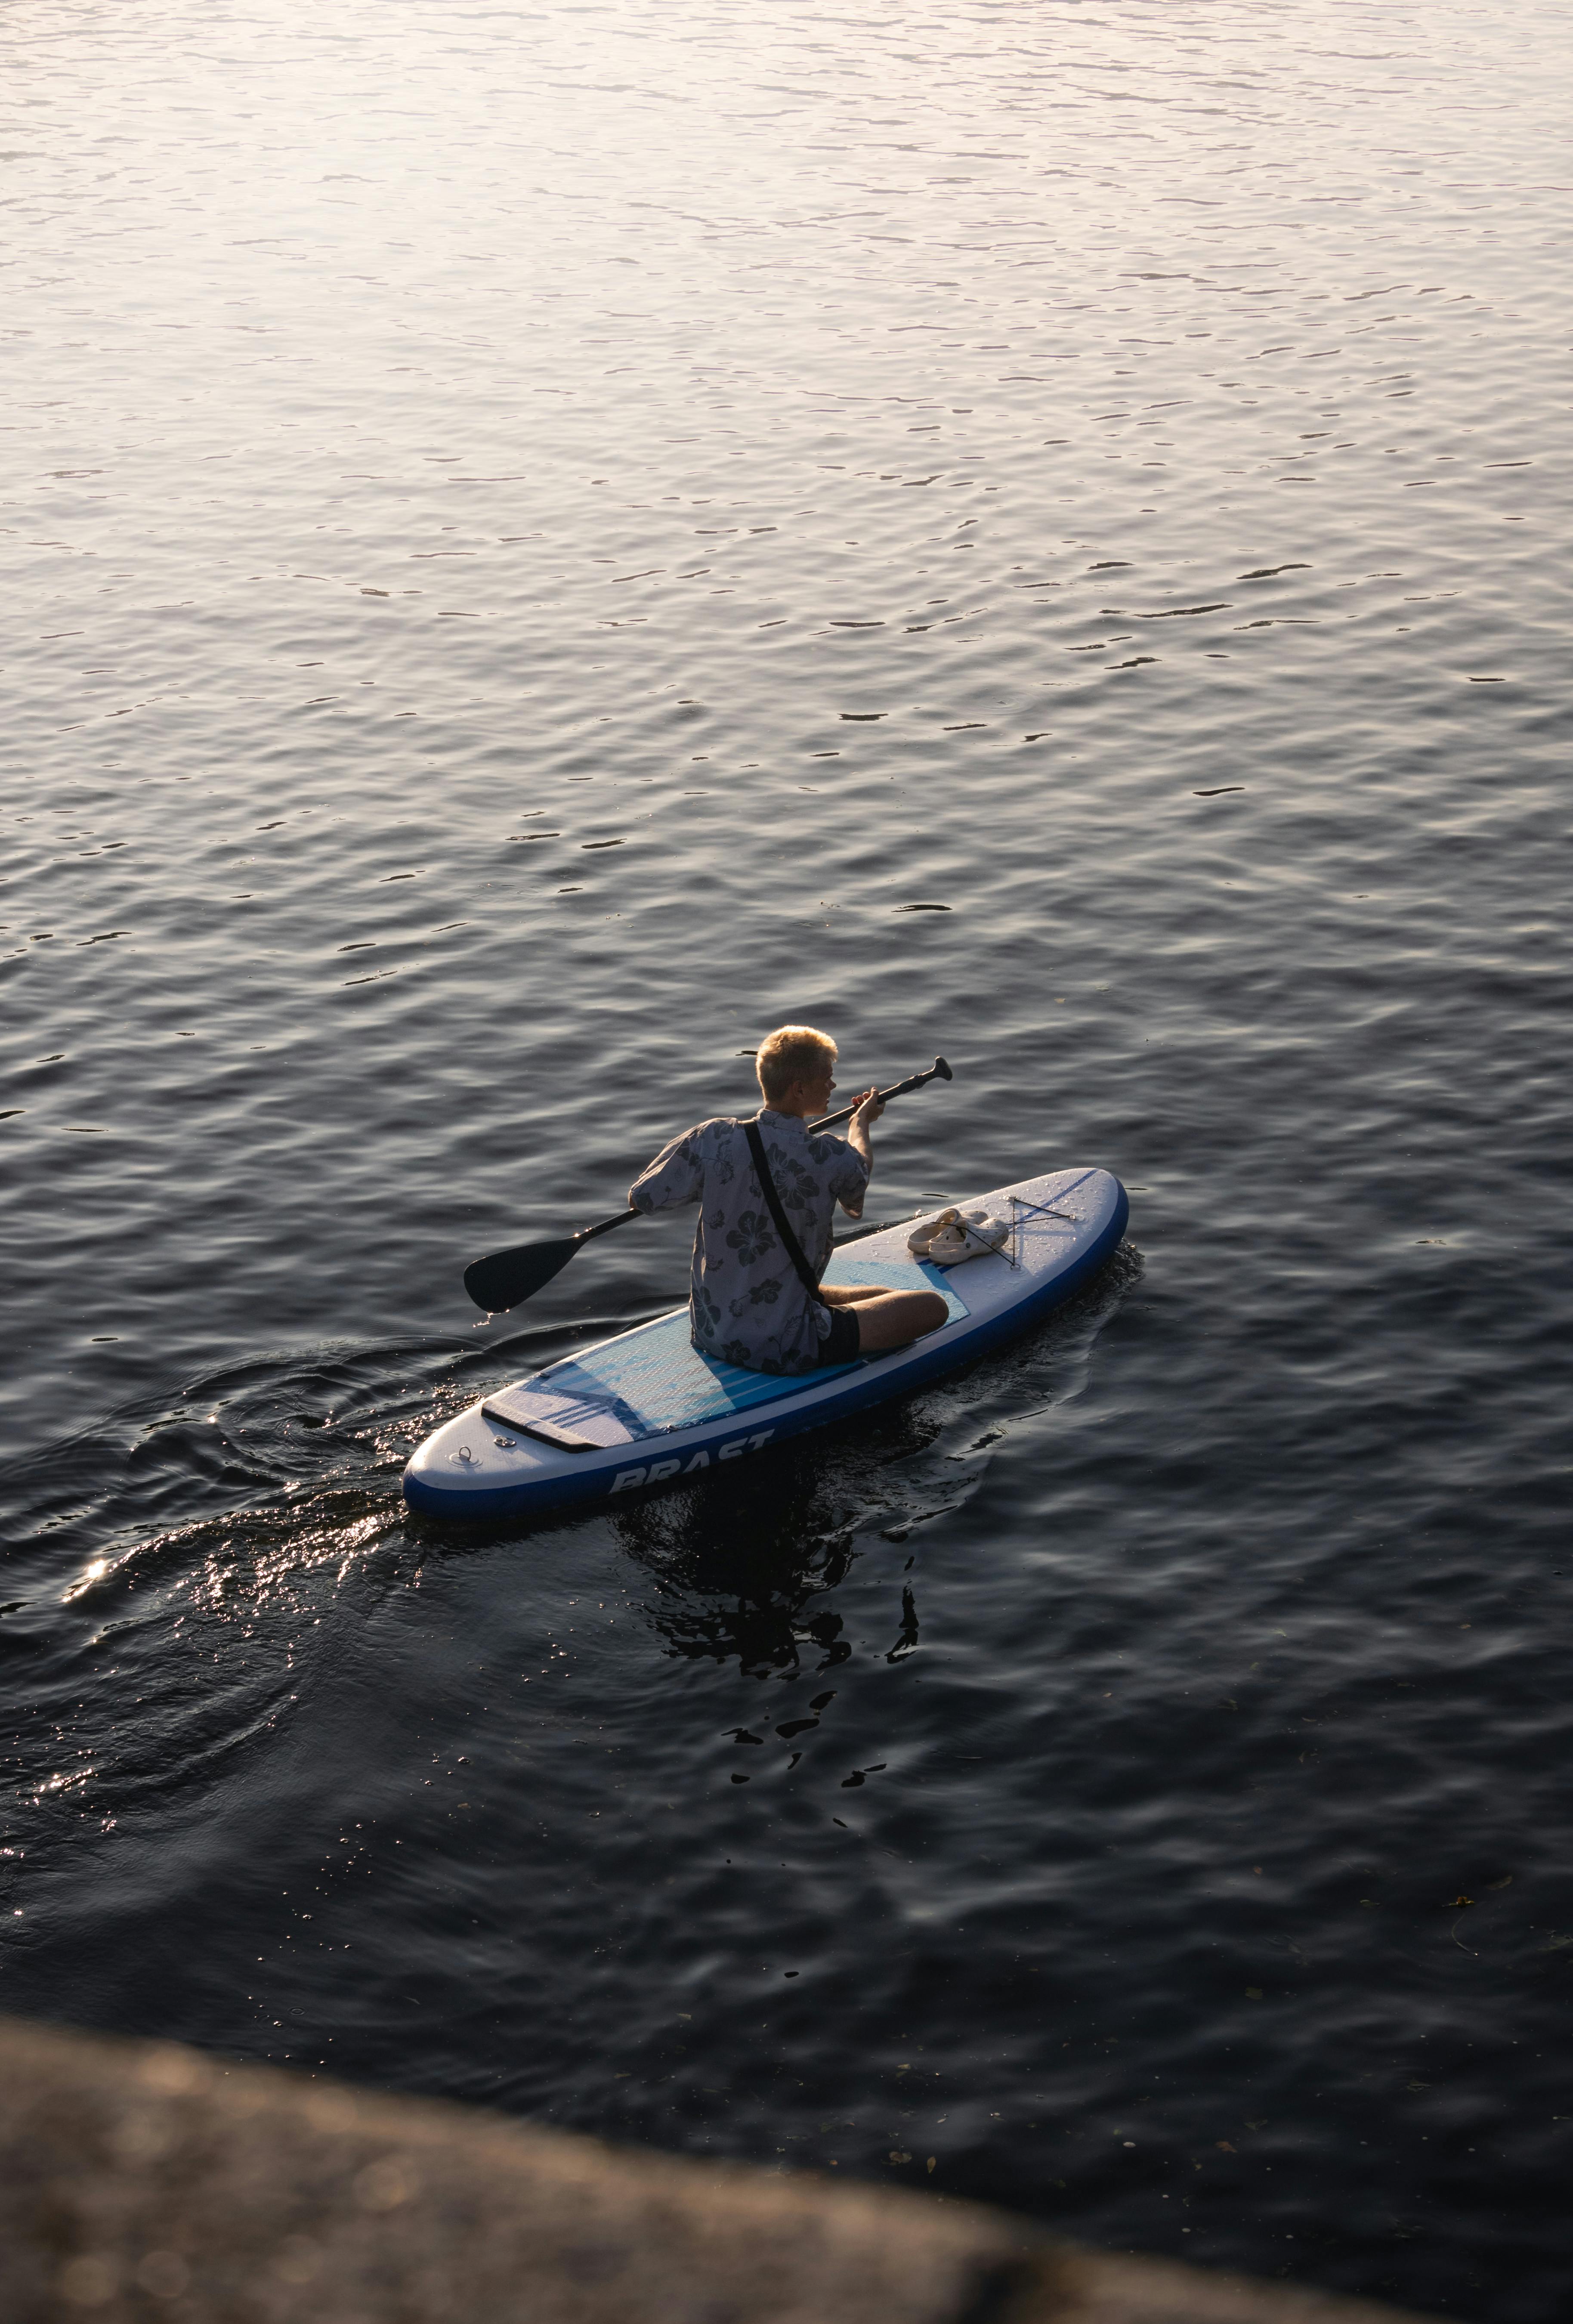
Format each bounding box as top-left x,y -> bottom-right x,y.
544,1252 -> 966,1436
522,1367 -> 647,1441
548,1319 -> 853,1435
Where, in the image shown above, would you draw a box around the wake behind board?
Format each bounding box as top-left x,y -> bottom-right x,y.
403,1166 -> 1128,1523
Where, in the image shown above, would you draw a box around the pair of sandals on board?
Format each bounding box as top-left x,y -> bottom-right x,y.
907,1205 -> 1010,1269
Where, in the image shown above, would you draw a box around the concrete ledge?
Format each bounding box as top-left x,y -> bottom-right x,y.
0,2016 -> 1432,2324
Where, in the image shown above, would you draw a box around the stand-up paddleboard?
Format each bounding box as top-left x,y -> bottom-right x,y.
403,1166 -> 1128,1523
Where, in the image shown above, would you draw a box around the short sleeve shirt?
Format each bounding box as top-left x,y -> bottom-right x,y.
629,1111 -> 871,1376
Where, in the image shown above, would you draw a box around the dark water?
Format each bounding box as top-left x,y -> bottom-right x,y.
4,0 -> 1571,2312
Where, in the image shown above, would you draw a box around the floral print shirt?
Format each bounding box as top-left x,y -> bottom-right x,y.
629,1111 -> 871,1376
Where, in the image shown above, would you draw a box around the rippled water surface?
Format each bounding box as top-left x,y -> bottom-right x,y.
4,0 -> 1572,2312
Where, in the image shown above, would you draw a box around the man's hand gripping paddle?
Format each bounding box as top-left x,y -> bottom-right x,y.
461,1056 -> 953,1315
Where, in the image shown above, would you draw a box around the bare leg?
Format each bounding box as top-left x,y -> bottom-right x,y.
842,1286 -> 949,1353
819,1282 -> 887,1307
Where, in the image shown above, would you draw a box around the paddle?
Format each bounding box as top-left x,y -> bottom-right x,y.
461,1056 -> 953,1315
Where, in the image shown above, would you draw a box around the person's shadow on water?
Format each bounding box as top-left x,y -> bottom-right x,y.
608,1410 -> 942,1679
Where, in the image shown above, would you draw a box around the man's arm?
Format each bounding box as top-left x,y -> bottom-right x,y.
839,1088 -> 884,1219
628,1127 -> 705,1215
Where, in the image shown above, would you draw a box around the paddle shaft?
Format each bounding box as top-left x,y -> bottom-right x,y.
807,1056 -> 951,1135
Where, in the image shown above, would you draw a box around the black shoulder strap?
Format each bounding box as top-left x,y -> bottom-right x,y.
744,1117 -> 824,1304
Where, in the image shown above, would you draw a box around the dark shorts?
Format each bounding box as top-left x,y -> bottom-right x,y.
810,1303 -> 861,1367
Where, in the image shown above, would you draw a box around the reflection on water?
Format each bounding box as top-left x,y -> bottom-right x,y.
4,0 -> 1573,2312
616,1417 -> 943,1675
624,1485 -> 864,1677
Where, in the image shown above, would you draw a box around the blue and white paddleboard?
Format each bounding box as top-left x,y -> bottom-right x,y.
403,1166 -> 1128,1523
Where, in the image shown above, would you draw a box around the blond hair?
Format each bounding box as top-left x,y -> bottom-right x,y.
757,1024 -> 837,1104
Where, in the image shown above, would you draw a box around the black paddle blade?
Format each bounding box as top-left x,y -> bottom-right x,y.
933,1055 -> 953,1081
463,1235 -> 581,1315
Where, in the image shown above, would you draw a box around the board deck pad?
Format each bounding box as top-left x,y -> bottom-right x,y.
479,1382 -> 636,1448
826,1250 -> 968,1315
536,1252 -> 967,1440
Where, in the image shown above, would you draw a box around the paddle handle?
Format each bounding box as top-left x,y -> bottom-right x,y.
808,1055 -> 952,1135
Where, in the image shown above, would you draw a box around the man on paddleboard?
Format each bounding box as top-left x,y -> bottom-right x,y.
629,1025 -> 949,1376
